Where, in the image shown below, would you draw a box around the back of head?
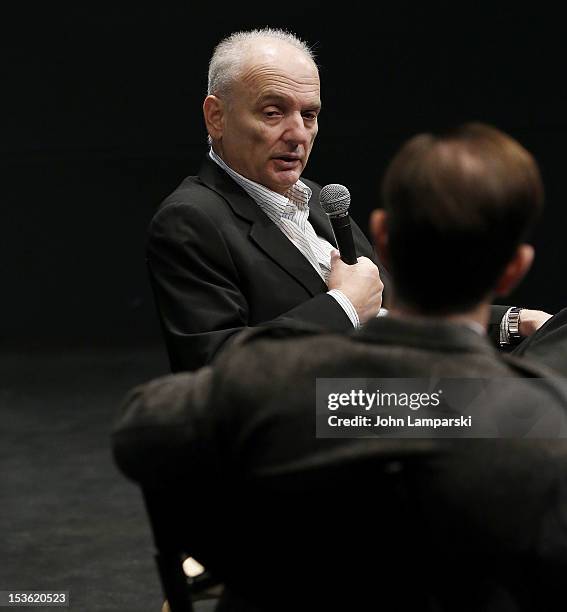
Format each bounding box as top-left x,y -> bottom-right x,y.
381,123 -> 544,314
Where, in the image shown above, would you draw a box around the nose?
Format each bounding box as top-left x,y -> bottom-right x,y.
282,112 -> 311,147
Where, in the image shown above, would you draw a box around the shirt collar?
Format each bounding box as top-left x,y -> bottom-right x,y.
209,148 -> 312,216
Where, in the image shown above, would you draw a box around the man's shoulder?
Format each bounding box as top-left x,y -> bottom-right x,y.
150,170 -> 324,230
158,174 -> 225,213
217,324 -> 356,369
149,173 -> 238,233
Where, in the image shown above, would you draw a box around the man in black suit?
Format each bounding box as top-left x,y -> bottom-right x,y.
148,28 -> 383,372
116,124 -> 567,611
147,28 -> 549,372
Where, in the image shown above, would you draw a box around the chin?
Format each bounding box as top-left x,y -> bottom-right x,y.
273,172 -> 302,193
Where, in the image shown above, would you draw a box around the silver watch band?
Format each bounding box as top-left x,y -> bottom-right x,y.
500,307 -> 522,346
508,307 -> 522,341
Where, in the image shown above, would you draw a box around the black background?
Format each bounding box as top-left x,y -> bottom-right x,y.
5,6 -> 566,348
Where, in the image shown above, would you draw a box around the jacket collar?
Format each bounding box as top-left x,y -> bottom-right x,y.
198,156 -> 333,296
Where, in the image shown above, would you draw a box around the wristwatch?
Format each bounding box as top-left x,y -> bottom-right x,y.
507,307 -> 523,344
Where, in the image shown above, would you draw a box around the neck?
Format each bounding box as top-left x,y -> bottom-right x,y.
211,143 -> 224,160
389,300 -> 491,333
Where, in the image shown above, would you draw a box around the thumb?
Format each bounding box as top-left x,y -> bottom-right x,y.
330,249 -> 340,260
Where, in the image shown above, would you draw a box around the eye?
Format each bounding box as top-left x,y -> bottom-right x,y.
263,107 -> 283,118
302,111 -> 319,121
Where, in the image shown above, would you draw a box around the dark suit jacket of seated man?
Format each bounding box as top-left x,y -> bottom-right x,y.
114,316 -> 567,611
116,124 -> 567,611
147,154 -> 388,372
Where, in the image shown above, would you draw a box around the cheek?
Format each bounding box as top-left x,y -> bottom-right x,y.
249,129 -> 268,146
250,123 -> 277,147
228,115 -> 264,144
310,125 -> 319,144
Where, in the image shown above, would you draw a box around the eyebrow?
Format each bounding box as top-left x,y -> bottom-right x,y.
257,92 -> 321,111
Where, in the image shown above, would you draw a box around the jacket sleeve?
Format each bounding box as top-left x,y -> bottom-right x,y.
111,366 -> 228,505
147,202 -> 353,372
488,304 -> 509,347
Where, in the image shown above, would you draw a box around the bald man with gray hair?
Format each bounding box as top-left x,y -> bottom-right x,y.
146,27 -> 385,372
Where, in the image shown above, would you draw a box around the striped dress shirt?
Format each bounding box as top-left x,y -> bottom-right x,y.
209,149 -> 360,327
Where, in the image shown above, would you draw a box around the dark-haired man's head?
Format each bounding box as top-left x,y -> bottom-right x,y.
371,123 -> 543,320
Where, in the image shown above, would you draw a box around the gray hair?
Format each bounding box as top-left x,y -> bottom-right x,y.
207,28 -> 317,99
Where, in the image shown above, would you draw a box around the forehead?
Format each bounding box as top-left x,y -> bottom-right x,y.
237,42 -> 320,105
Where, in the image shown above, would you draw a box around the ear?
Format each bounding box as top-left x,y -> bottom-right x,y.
203,95 -> 224,141
494,244 -> 534,296
369,209 -> 390,267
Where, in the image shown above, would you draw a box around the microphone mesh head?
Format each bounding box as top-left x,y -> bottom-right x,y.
319,184 -> 351,216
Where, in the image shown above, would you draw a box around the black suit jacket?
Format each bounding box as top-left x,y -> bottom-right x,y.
114,317 -> 567,611
147,156 -> 387,372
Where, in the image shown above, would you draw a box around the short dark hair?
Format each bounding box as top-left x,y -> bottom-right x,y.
381,123 -> 544,314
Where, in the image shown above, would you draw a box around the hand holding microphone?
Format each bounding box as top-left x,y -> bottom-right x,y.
321,184 -> 383,323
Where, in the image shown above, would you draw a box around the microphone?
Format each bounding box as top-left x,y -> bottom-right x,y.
319,184 -> 357,265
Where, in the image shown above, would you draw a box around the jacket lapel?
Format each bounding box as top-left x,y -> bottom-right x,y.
307,190 -> 337,246
198,157 -> 328,296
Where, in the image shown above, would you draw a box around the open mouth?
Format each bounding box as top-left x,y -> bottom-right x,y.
273,155 -> 302,168
274,154 -> 300,161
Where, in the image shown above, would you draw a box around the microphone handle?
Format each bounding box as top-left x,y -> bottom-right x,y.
330,214 -> 357,265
